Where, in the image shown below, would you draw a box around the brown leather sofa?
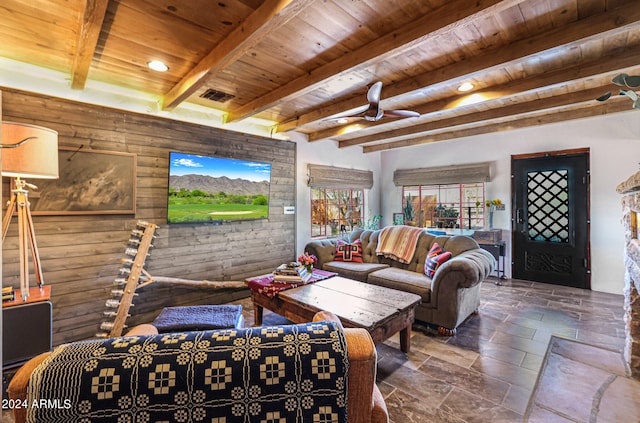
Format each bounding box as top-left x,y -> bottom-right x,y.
8,311 -> 388,423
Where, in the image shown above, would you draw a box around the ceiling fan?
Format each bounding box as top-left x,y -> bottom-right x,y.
330,81 -> 420,122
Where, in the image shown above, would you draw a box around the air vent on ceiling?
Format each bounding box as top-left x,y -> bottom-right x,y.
200,88 -> 235,103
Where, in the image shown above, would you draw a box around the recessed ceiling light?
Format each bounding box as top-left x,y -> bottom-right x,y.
147,60 -> 169,72
458,82 -> 474,92
337,118 -> 349,124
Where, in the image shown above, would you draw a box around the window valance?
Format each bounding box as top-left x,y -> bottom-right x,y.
307,164 -> 374,189
393,162 -> 492,186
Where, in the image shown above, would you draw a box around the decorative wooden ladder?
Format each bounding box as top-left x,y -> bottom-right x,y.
97,221 -> 158,338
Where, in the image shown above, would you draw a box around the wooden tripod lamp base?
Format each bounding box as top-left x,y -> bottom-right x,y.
1,121 -> 59,301
1,179 -> 44,301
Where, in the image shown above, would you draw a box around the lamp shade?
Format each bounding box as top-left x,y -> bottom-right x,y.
1,121 -> 59,179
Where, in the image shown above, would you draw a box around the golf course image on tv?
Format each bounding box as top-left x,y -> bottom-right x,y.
168,152 -> 271,223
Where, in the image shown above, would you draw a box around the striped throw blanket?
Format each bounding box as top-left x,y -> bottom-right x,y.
376,225 -> 424,264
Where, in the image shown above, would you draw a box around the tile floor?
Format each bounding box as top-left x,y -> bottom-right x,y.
525,336 -> 640,422
3,277 -> 635,423
236,277 -> 631,422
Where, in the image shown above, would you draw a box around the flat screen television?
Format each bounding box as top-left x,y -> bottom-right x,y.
167,152 -> 271,223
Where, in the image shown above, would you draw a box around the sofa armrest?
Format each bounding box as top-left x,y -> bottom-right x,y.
312,310 -> 343,327
305,239 -> 338,268
8,352 -> 51,423
343,328 -> 381,423
371,384 -> 390,423
433,248 -> 495,290
313,311 -> 387,423
124,323 -> 159,336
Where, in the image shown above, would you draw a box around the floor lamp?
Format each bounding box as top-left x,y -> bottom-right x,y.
1,122 -> 59,301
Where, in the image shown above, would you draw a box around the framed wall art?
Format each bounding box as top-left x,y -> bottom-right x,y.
393,213 -> 405,225
24,147 -> 137,215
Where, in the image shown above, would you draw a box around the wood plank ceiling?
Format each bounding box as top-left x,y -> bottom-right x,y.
1,0 -> 638,152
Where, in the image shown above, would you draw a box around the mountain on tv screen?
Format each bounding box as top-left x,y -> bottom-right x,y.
167,152 -> 271,223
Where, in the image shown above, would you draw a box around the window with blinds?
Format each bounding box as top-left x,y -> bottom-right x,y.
307,164 -> 372,237
395,162 -> 492,230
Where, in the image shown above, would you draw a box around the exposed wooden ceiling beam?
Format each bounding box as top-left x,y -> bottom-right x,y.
340,85 -> 615,149
330,53 -> 640,146
70,0 -> 109,90
279,1 -> 640,134
226,0 -> 526,123
362,98 -> 632,153
161,0 -> 313,111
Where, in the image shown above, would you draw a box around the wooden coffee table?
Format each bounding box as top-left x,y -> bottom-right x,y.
248,275 -> 421,353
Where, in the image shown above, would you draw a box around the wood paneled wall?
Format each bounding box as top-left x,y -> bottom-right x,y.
1,89 -> 296,345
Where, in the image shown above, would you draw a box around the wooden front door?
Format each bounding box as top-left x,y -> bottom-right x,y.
511,149 -> 590,289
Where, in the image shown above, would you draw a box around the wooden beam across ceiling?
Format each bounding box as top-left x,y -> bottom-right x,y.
341,85 -> 622,149
70,0 -> 109,90
362,98 -> 632,153
280,1 -> 640,135
161,0 -> 314,111
328,50 -> 640,146
226,0 -> 527,123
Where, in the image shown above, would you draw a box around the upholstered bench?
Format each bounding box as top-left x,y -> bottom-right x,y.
152,304 -> 244,332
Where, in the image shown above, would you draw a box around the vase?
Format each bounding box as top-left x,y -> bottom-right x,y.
485,205 -> 495,230
305,264 -> 313,274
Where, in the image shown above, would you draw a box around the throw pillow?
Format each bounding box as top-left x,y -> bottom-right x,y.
335,239 -> 364,262
424,242 -> 452,278
426,242 -> 444,259
425,251 -> 452,278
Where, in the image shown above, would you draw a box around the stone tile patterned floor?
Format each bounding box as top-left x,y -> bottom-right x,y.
237,277 -> 630,423
3,277 -> 632,423
524,336 -> 640,422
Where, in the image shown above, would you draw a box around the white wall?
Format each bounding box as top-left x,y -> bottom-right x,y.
293,133 -> 382,255
380,110 -> 640,295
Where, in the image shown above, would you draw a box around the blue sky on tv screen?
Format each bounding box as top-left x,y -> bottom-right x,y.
170,152 -> 271,182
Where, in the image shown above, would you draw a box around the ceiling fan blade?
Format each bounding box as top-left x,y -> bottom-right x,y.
325,105 -> 369,121
383,109 -> 420,118
327,82 -> 387,123
367,81 -> 383,104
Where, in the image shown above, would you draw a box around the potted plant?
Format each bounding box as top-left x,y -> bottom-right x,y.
435,204 -> 459,228
403,195 -> 415,226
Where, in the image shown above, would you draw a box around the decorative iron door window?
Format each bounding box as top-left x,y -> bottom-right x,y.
527,169 -> 570,243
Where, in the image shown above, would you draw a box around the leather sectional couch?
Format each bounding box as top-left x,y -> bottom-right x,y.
304,227 -> 495,334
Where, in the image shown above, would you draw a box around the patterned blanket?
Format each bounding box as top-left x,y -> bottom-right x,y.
376,225 -> 424,264
27,322 -> 348,423
246,269 -> 337,298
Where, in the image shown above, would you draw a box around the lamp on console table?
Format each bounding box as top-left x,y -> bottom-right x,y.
1,121 -> 59,301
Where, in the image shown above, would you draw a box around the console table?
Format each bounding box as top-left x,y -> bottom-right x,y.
478,241 -> 507,283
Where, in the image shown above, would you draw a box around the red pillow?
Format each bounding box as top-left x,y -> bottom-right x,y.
335,239 -> 363,263
424,242 -> 452,277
